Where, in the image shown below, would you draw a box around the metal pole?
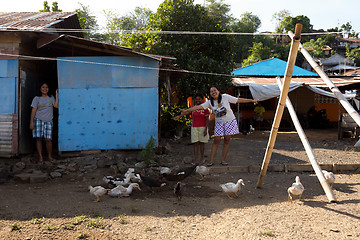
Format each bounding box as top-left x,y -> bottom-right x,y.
288,31 -> 360,147
256,24 -> 303,188
276,77 -> 336,202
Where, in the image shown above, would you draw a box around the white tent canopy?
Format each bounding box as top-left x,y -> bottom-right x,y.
242,77 -> 359,109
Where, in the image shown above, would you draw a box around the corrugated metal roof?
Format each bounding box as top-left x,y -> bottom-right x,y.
343,67 -> 360,77
0,12 -> 76,30
232,76 -> 360,87
38,34 -> 163,61
231,58 -> 318,76
320,53 -> 354,66
340,38 -> 360,43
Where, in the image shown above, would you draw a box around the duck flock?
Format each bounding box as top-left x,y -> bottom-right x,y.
89,164 -> 335,202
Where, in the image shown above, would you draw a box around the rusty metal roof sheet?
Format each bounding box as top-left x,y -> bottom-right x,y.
0,12 -> 77,30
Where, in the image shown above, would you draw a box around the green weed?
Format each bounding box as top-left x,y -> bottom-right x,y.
87,217 -> 106,229
10,222 -> 21,231
72,215 -> 87,225
118,214 -> 128,224
30,218 -> 42,224
77,232 -> 89,239
62,224 -> 75,230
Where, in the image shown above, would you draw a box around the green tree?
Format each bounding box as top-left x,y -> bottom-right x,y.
346,48 -> 360,66
205,0 -> 233,28
340,22 -> 359,38
75,3 -> 102,41
122,0 -> 235,98
230,12 -> 261,63
39,1 -> 50,12
51,1 -> 62,12
242,42 -> 271,66
276,15 -> 313,33
303,38 -> 327,58
104,7 -> 152,45
39,1 -> 61,12
272,9 -> 291,29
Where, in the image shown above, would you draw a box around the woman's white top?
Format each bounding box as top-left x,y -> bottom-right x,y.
201,94 -> 238,123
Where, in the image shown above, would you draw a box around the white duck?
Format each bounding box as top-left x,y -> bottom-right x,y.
113,173 -> 134,186
108,183 -> 141,197
124,168 -> 135,178
220,179 -> 245,199
130,173 -> 142,183
287,176 -> 305,202
322,170 -> 335,188
89,186 -> 108,202
195,166 -> 210,180
160,167 -> 171,175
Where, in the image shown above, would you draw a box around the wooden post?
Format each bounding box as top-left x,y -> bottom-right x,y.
256,24 -> 303,188
276,77 -> 336,202
288,31 -> 360,147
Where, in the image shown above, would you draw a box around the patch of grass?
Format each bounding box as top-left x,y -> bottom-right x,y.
72,215 -> 88,225
77,232 -> 89,239
62,224 -> 75,230
10,222 -> 21,231
91,212 -> 100,218
86,217 -> 106,229
43,224 -> 55,231
259,230 -> 275,237
118,214 -> 128,224
172,210 -> 184,222
30,218 -> 43,224
130,204 -> 140,213
139,136 -> 156,166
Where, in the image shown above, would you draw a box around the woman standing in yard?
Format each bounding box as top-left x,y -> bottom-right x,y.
174,86 -> 258,166
29,83 -> 58,164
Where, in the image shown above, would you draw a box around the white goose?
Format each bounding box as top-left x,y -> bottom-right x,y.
108,183 -> 141,197
287,176 -> 305,202
322,170 -> 335,188
220,179 -> 245,199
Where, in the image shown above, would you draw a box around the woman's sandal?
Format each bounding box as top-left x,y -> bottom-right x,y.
207,163 -> 214,167
220,162 -> 229,166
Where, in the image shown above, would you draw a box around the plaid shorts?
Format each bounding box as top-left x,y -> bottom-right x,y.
214,118 -> 239,136
33,118 -> 53,139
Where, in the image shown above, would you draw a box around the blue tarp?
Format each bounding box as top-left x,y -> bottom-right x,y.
232,58 -> 318,76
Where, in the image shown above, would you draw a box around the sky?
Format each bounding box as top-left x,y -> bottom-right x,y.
2,0 -> 360,33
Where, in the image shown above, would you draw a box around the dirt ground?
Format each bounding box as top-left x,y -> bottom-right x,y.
0,129 -> 359,239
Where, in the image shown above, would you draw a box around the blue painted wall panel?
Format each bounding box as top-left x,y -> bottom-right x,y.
0,60 -> 18,114
58,88 -> 158,151
57,56 -> 159,151
58,56 -> 159,89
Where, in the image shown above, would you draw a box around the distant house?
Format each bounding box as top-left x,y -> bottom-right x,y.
231,58 -> 360,129
334,38 -> 360,51
0,12 -> 175,156
319,53 -> 356,73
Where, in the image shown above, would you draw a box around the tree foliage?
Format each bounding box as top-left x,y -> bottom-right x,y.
242,42 -> 271,67
230,12 -> 261,63
276,15 -> 313,33
272,9 -> 290,28
346,48 -> 360,66
39,1 -> 62,12
205,0 -> 233,28
103,7 -> 152,45
119,0 -> 235,98
75,3 -> 102,40
303,38 -> 328,58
